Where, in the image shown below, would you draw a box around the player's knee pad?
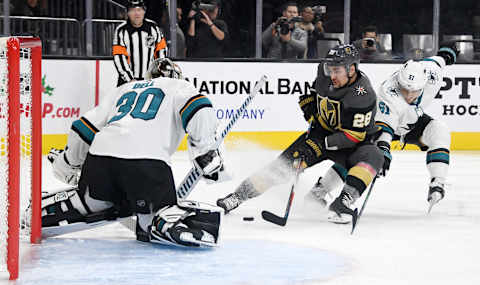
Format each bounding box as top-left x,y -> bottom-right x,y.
42,187 -> 115,227
150,200 -> 222,247
351,144 -> 384,172
421,120 -> 450,150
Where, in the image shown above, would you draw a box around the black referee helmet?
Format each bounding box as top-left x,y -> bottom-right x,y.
127,0 -> 146,11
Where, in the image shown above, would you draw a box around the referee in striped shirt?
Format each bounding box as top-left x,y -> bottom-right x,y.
113,0 -> 168,86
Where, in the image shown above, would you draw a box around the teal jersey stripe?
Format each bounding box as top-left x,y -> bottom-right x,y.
181,97 -> 213,130
426,152 -> 450,164
72,119 -> 96,145
422,58 -> 441,68
332,163 -> 348,180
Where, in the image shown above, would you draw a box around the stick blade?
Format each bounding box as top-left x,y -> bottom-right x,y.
261,210 -> 287,226
350,208 -> 359,235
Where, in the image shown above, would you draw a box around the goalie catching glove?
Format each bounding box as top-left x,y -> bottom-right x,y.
48,148 -> 82,186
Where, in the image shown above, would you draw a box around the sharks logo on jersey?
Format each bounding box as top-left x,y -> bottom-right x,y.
427,70 -> 439,84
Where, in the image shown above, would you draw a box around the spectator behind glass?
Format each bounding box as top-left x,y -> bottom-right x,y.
175,7 -> 187,58
158,6 -> 186,58
262,2 -> 307,59
186,0 -> 229,58
13,0 -> 47,16
353,25 -> 388,60
298,6 -> 325,59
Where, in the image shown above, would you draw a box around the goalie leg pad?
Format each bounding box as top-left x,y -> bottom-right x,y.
150,200 -> 222,247
42,187 -> 114,227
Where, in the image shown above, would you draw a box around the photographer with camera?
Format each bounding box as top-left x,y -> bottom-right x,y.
186,0 -> 229,58
262,2 -> 307,59
298,6 -> 326,59
352,25 -> 388,60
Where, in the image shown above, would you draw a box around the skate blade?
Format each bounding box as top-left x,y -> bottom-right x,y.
327,212 -> 351,224
427,193 -> 442,214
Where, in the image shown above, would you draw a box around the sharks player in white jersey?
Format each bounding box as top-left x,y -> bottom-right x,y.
43,58 -> 223,247
304,42 -> 459,213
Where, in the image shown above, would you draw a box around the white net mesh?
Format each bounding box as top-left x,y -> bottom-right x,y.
20,47 -> 33,239
0,38 -> 34,274
0,38 -> 10,273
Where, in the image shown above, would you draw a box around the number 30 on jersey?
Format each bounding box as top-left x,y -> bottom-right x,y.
108,87 -> 165,123
352,111 -> 372,128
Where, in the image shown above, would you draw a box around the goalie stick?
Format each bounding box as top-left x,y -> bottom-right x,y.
261,123 -> 312,226
121,73 -> 265,231
176,75 -> 267,199
117,76 -> 268,232
39,76 -> 267,238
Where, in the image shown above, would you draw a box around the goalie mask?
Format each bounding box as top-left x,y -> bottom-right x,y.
145,58 -> 183,80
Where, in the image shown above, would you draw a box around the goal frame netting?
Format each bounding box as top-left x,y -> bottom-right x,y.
0,36 -> 42,280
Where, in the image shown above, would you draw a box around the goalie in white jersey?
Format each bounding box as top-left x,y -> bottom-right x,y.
42,58 -> 223,247
304,42 -> 459,212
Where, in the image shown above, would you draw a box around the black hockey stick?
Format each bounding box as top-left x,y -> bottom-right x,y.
261,157 -> 303,226
351,175 -> 377,234
176,75 -> 267,199
261,123 -> 312,226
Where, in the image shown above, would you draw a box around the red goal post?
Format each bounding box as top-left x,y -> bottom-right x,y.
0,37 -> 42,280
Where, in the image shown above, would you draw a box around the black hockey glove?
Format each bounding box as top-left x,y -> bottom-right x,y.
437,41 -> 460,65
194,149 -> 223,181
295,131 -> 325,167
377,141 -> 392,177
298,93 -> 318,122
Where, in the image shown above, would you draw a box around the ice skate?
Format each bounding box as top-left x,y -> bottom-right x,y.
304,177 -> 331,208
328,190 -> 358,224
216,192 -> 243,214
427,178 -> 445,213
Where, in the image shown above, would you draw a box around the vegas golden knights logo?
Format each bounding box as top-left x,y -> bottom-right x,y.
318,98 -> 341,130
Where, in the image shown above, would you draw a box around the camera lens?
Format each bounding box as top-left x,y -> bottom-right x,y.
366,39 -> 374,47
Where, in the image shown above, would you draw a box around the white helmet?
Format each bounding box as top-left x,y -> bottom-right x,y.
145,58 -> 183,80
396,60 -> 427,91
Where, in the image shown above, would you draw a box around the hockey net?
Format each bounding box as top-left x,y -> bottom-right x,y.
0,37 -> 42,280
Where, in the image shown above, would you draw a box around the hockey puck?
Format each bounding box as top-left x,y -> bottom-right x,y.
243,217 -> 254,221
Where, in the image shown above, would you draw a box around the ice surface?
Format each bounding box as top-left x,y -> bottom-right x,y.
3,148 -> 480,285
17,239 -> 347,285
